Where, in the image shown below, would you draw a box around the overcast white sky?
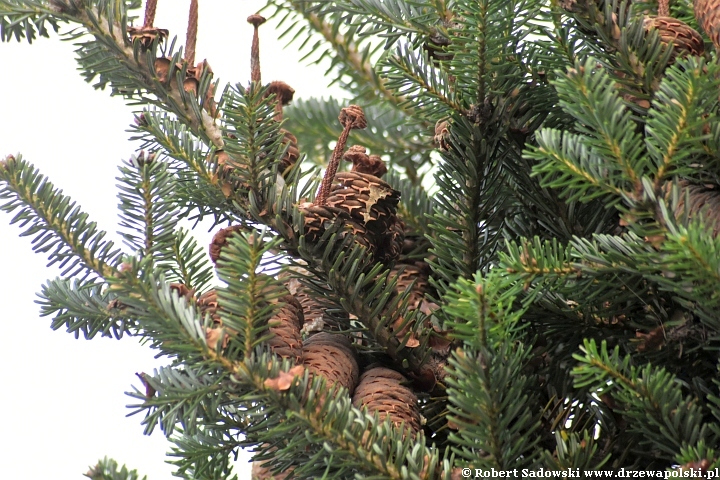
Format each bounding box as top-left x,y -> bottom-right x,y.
0,1 -> 345,478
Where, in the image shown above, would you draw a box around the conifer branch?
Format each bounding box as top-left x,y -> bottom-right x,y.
0,155 -> 122,279
0,1 -> 224,148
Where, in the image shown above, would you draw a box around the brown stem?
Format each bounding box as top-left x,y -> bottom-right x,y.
185,0 -> 198,65
658,0 -> 669,17
247,14 -> 267,85
316,125 -> 352,205
143,0 -> 157,28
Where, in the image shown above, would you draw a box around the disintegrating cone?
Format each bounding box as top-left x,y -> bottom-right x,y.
643,16 -> 705,63
127,26 -> 169,50
297,202 -> 376,255
169,283 -> 195,302
209,225 -> 244,263
265,293 -> 304,362
154,57 -> 172,84
322,164 -> 404,263
302,332 -> 359,394
695,0 -> 720,50
344,145 -> 388,177
351,366 -> 421,434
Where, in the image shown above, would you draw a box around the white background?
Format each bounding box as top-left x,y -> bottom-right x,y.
0,1 -> 345,478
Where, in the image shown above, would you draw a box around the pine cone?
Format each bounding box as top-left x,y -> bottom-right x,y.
324,170 -> 405,262
669,181 -> 720,237
302,332 -> 359,394
695,0 -> 720,50
266,293 -> 304,362
284,275 -> 349,333
209,225 -> 244,263
643,16 -> 705,63
251,462 -> 292,480
278,129 -> 299,175
352,366 -> 421,434
297,202 -> 376,255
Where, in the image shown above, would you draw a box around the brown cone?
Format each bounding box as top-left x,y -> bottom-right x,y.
302,332 -> 359,394
351,366 -> 421,434
297,202 -> 376,255
266,293 -> 304,362
209,225 -> 244,263
695,0 -> 720,50
284,275 -> 349,332
278,129 -> 299,175
669,181 -> 720,237
643,16 -> 705,63
325,170 -> 404,262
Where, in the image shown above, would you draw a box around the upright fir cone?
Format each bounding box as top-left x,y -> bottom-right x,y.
266,292 -> 304,362
209,225 -> 244,263
695,0 -> 720,50
302,332 -> 359,394
251,459 -> 293,480
642,16 -> 705,63
352,366 -> 422,434
667,181 -> 720,237
283,273 -> 349,333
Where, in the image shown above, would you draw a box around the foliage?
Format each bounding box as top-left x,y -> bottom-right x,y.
3,0 -> 720,477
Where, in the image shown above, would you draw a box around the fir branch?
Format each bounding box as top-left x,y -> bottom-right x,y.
85,457 -> 147,480
573,339 -> 710,459
214,231 -> 287,358
645,57 -> 720,184
168,426 -> 240,480
551,58 -> 644,192
116,155 -> 178,263
162,228 -> 214,295
39,277 -> 133,339
444,272 -> 542,468
381,41 -> 464,119
0,1 -> 223,147
127,365 -> 227,437
0,155 -> 122,279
